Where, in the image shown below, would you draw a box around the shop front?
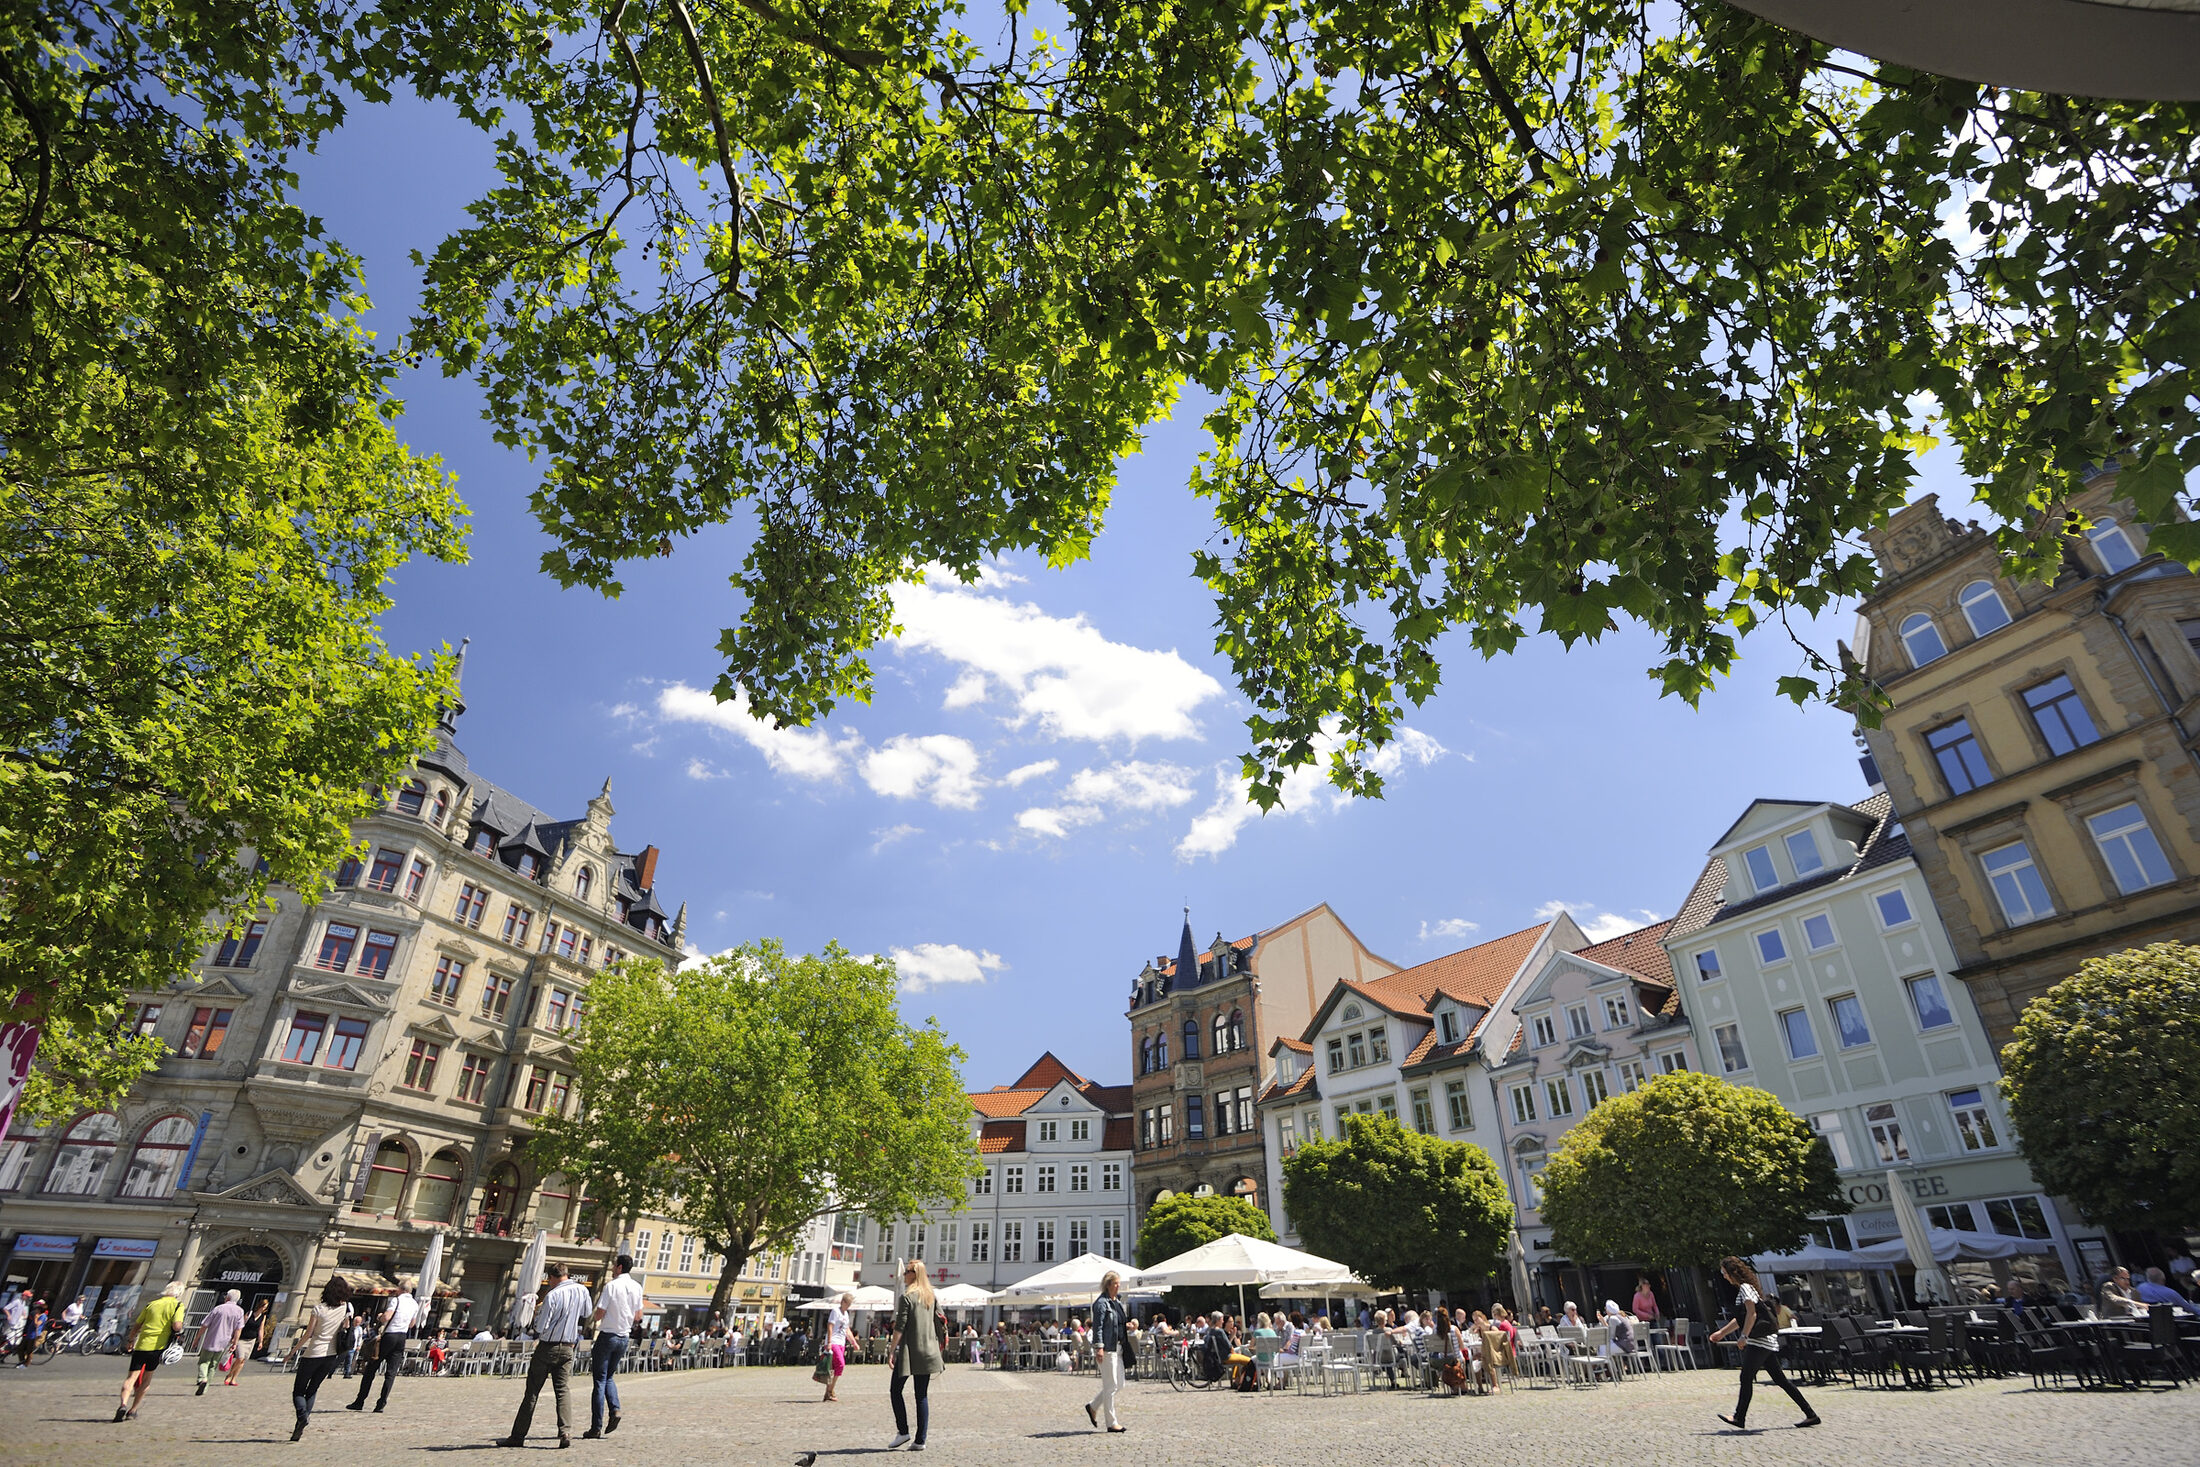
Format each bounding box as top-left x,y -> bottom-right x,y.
3,1233 -> 83,1309
83,1236 -> 162,1327
195,1240 -> 286,1324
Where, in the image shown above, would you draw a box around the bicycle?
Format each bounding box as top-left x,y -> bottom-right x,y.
40,1323 -> 97,1360
1165,1336 -> 1223,1391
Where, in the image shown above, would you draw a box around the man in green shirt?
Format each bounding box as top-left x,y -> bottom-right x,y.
116,1283 -> 187,1422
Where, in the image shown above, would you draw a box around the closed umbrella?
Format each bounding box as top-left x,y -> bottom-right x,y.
1887,1169 -> 1952,1306
1508,1232 -> 1535,1314
510,1227 -> 548,1333
413,1232 -> 445,1322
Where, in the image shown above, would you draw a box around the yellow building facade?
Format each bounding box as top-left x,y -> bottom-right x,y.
1855,472 -> 2200,1049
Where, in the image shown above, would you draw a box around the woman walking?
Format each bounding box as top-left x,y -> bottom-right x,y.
227,1299 -> 269,1386
1705,1257 -> 1819,1431
285,1278 -> 356,1441
823,1293 -> 852,1403
886,1261 -> 943,1451
1085,1270 -> 1130,1433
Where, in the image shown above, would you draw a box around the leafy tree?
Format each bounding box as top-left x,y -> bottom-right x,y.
1539,1071 -> 1846,1268
530,941 -> 978,1319
1134,1192 -> 1276,1271
1282,1112 -> 1512,1293
1,1 -> 466,1115
18,4 -> 2200,816
2000,943 -> 2200,1232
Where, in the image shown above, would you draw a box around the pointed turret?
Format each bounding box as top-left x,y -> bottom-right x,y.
437,636 -> 471,735
1176,909 -> 1199,987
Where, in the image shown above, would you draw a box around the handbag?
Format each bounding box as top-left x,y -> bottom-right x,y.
811,1351 -> 833,1383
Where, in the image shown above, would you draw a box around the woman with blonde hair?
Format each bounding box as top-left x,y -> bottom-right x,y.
887,1260 -> 943,1451
1085,1269 -> 1130,1432
823,1292 -> 853,1402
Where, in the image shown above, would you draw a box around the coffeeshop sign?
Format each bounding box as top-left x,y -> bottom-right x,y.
1846,1173 -> 1949,1206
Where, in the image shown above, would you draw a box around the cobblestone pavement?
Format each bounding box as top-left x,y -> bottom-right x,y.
4,1355 -> 2196,1467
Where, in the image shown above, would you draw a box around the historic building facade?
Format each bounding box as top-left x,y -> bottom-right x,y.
1128,906 -> 1396,1228
857,1055 -> 1133,1294
1661,792 -> 2088,1308
1853,476 -> 2200,1048
0,678 -> 687,1338
1486,915 -> 1699,1306
1257,919 -> 1582,1251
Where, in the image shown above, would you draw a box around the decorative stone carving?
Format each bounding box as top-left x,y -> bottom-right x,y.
217,1169 -> 322,1206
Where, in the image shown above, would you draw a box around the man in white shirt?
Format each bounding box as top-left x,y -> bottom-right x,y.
583,1255 -> 646,1439
499,1262 -> 592,1448
348,1288 -> 422,1413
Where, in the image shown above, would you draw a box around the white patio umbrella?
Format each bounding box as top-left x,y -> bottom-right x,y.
1138,1233 -> 1354,1323
933,1283 -> 993,1310
795,1297 -> 839,1311
1854,1230 -> 2024,1266
1752,1241 -> 1861,1274
509,1227 -> 548,1333
993,1252 -> 1157,1305
1257,1274 -> 1372,1298
1887,1168 -> 1953,1305
848,1284 -> 897,1312
413,1232 -> 445,1320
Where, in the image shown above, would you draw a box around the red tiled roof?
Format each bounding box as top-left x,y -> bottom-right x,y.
1365,922 -> 1551,1013
1258,1065 -> 1322,1105
1012,1052 -> 1087,1091
1575,919 -> 1677,985
970,1088 -> 1045,1117
1102,1117 -> 1134,1151
1080,1083 -> 1134,1115
1272,1036 -> 1312,1055
977,1120 -> 1025,1153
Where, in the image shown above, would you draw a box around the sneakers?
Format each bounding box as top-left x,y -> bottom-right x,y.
581,1429 -> 603,1440
113,1408 -> 130,1423
909,1445 -> 925,1454
887,1432 -> 911,1449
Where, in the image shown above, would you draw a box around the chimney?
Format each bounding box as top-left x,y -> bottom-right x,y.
636,844 -> 660,891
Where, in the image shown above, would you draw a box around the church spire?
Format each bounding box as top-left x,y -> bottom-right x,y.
437,636 -> 471,735
1177,907 -> 1199,986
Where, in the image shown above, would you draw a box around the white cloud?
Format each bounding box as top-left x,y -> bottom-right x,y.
891,571 -> 1225,743
871,823 -> 921,854
657,682 -> 861,782
1533,900 -> 1666,945
684,757 -> 721,781
890,942 -> 1007,992
860,734 -> 984,810
1176,723 -> 1450,861
1018,760 -> 1199,841
1002,759 -> 1059,787
1418,918 -> 1480,943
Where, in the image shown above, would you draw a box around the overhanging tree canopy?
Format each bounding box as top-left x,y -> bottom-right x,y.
529,941 -> 978,1318
2000,942 -> 2200,1233
13,1 -> 2199,820
1538,1071 -> 1846,1268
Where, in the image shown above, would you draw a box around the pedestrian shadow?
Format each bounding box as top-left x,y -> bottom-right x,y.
418,1444 -> 510,1452
192,1439 -> 293,1446
1028,1431 -> 1092,1438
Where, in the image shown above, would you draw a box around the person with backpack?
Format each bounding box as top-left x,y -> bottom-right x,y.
1705,1257 -> 1820,1431
115,1282 -> 188,1422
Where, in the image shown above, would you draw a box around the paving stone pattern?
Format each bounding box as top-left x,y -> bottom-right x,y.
4,1355 -> 2196,1467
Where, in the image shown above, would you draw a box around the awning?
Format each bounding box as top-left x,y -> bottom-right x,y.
335,1271 -> 400,1294
1752,1243 -> 1862,1273
394,1274 -> 463,1299
1855,1229 -> 2028,1265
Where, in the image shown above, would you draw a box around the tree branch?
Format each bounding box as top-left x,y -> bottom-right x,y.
1459,20 -> 1551,180
667,0 -> 744,281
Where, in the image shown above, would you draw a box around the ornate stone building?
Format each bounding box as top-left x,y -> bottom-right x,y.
1852,473 -> 2200,1048
1126,905 -> 1395,1231
0,670 -> 686,1338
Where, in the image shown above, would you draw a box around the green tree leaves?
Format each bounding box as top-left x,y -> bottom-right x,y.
1538,1071 -> 1846,1268
1281,1112 -> 1513,1293
2000,942 -> 2200,1232
1,1 -> 465,1114
1134,1191 -> 1276,1271
529,941 -> 978,1319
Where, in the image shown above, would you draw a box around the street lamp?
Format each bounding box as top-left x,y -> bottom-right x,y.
1725,0 -> 2200,99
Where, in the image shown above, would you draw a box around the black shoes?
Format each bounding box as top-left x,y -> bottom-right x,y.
346,1401 -> 365,1412
1086,1404 -> 1098,1427
581,1429 -> 603,1440
605,1412 -> 621,1434
292,1420 -> 308,1442
373,1403 -> 387,1414
113,1408 -> 130,1423
197,1381 -> 208,1396
1797,1415 -> 1823,1428
1718,1414 -> 1748,1430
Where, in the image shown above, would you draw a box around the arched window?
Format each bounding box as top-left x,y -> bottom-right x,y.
395,778 -> 428,815
118,1115 -> 197,1197
1212,1012 -> 1229,1057
536,1172 -> 575,1236
1227,1009 -> 1246,1052
1182,1019 -> 1200,1060
1139,1037 -> 1153,1075
2088,517 -> 2141,574
44,1112 -> 120,1195
1154,1032 -> 1169,1069
574,866 -> 593,901
1958,580 -> 2012,637
412,1147 -> 465,1224
480,1161 -> 520,1232
0,1119 -> 46,1191
429,788 -> 451,826
358,1137 -> 410,1214
1899,613 -> 1948,669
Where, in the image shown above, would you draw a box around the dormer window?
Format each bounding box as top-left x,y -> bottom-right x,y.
1743,845 -> 1779,891
514,851 -> 541,880
2088,517 -> 2140,574
1784,828 -> 1824,878
1438,1009 -> 1461,1045
1958,580 -> 2011,637
1899,613 -> 1947,669
469,827 -> 497,857
575,866 -> 593,901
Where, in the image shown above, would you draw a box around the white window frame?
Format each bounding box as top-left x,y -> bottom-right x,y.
1947,1089 -> 2001,1153
1905,973 -> 1956,1032
1602,994 -> 1632,1028
1827,993 -> 1874,1050
1444,1079 -> 1472,1131
1564,1004 -> 1593,1040
1865,1102 -> 1909,1164
1810,1112 -> 1855,1170
1693,949 -> 1722,982
1617,1059 -> 1649,1092
1785,828 -> 1825,877
1754,926 -> 1789,965
1982,840 -> 2054,925
2088,517 -> 2140,574
1543,1077 -> 1573,1118
2087,803 -> 2175,895
1714,1022 -> 1749,1074
1801,912 -> 1839,952
1958,579 -> 2011,637
1900,612 -> 1948,668
1779,1007 -> 1820,1060
1656,1049 -> 1689,1075
1872,887 -> 1915,929
1102,1161 -> 1122,1191
1743,844 -> 1780,891
969,1221 -> 991,1262
1069,1163 -> 1090,1192
1531,1013 -> 1558,1048
1579,1068 -> 1610,1107
1509,1084 -> 1537,1124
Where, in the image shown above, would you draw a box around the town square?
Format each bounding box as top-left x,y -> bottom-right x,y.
3,1 -> 2199,1464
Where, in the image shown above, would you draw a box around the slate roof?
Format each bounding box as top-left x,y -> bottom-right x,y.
1685,793 -> 1908,932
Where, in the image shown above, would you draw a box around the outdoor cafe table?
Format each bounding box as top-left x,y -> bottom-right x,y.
1776,1327 -> 1836,1386
1860,1325 -> 1930,1389
2049,1317 -> 2150,1389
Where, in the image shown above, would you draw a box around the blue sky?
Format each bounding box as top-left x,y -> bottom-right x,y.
303,95 -> 1972,1095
